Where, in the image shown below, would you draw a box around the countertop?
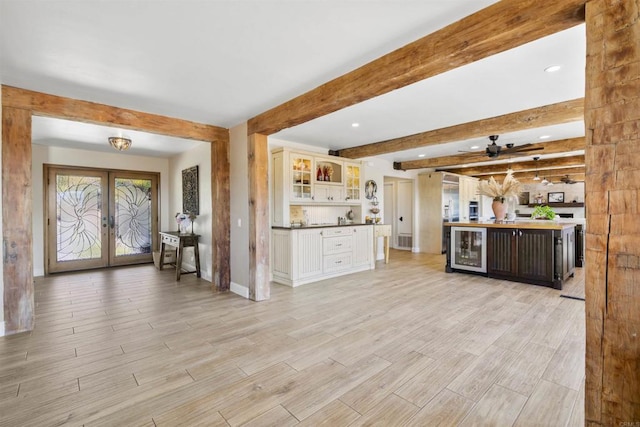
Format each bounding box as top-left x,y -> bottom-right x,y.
444,220 -> 578,230
272,223 -> 374,230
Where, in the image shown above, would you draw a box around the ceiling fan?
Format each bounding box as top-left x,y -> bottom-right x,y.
560,175 -> 578,184
462,135 -> 544,158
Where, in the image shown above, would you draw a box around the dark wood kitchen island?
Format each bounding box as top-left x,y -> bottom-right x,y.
444,221 -> 576,289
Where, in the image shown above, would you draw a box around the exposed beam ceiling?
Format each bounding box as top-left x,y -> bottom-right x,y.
248,0 -> 586,136
484,167 -> 586,180
443,154 -> 585,175
396,137 -> 584,170
335,98 -> 584,159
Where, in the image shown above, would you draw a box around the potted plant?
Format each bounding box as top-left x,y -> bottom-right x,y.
477,171 -> 522,221
531,205 -> 556,220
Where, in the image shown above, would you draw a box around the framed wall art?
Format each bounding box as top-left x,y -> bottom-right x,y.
548,191 -> 564,203
182,165 -> 199,215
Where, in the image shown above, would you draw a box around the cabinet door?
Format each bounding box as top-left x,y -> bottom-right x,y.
290,153 -> 314,202
314,184 -> 343,202
487,228 -> 517,276
296,229 -> 323,279
517,229 -> 554,282
352,226 -> 372,267
345,163 -> 362,202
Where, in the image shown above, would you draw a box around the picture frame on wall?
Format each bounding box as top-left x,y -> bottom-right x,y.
182,165 -> 199,215
548,191 -> 564,203
518,191 -> 530,205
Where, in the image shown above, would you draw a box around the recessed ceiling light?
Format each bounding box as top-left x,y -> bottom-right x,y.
544,65 -> 562,73
418,154 -> 426,158
470,145 -> 479,149
351,123 -> 360,128
539,135 -> 551,139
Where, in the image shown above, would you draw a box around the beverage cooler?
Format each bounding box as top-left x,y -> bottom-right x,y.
450,226 -> 487,273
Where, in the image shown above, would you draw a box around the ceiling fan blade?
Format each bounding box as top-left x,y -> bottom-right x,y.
502,146 -> 544,153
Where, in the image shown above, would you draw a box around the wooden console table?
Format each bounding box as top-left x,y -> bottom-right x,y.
159,231 -> 201,281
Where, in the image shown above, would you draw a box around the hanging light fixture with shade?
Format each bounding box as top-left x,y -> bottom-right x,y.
532,156 -> 541,180
108,136 -> 132,151
541,177 -> 549,185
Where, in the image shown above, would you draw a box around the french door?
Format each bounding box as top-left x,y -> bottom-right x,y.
46,166 -> 158,273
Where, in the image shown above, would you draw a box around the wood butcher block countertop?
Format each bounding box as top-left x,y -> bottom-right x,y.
444,220 -> 577,231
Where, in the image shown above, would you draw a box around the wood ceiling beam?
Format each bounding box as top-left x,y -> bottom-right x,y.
1,85 -> 228,143
485,167 -> 586,180
336,99 -> 584,159
516,174 -> 585,184
443,154 -> 585,175
247,0 -> 586,136
398,137 -> 585,170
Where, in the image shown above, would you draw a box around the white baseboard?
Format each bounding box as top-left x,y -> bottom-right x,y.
230,281 -> 249,299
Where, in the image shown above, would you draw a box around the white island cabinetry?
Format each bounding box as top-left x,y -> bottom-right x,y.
272,225 -> 374,287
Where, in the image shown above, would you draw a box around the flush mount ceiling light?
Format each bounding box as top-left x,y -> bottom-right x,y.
539,135 -> 551,139
418,154 -> 426,158
351,122 -> 360,128
108,136 -> 132,151
544,65 -> 562,73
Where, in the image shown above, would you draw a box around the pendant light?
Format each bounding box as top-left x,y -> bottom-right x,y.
532,156 -> 541,180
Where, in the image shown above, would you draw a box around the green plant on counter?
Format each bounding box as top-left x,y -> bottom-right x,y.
531,205 -> 556,220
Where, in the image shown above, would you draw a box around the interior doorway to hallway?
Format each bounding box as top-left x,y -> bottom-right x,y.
383,177 -> 414,251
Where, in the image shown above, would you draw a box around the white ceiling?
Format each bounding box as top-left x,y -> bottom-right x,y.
0,1 -> 585,164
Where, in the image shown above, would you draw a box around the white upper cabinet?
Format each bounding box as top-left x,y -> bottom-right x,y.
271,148 -> 364,226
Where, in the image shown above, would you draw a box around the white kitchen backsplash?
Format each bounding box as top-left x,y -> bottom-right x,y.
289,205 -> 362,225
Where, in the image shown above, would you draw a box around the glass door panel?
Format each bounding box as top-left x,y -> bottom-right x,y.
451,226 -> 487,273
110,174 -> 156,266
48,168 -> 109,272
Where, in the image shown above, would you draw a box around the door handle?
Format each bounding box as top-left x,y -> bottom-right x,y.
399,216 -> 403,222
109,215 -> 115,229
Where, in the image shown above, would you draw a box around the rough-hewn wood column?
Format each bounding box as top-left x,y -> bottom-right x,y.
2,107 -> 34,334
248,133 -> 270,301
584,0 -> 640,424
211,135 -> 230,291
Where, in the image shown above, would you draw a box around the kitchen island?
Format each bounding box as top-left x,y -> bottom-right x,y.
443,221 -> 576,289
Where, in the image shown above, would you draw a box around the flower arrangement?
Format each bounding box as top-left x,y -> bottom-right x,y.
477,170 -> 522,203
175,212 -> 197,233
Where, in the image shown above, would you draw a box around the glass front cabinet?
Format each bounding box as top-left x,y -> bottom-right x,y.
451,226 -> 487,273
290,153 -> 313,201
345,162 -> 361,202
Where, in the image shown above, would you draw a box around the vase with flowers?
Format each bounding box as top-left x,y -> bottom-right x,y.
477,171 -> 522,222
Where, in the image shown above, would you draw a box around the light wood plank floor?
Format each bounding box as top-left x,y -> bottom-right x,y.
0,250 -> 585,426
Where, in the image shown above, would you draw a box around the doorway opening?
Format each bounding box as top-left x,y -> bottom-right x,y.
383,177 -> 414,251
45,165 -> 159,274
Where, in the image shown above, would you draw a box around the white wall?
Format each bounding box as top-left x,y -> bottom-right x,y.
229,123 -> 250,298
31,144 -> 171,277
168,143 -> 213,282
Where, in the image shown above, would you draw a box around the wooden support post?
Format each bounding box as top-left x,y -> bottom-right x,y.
248,133 -> 270,301
211,135 -> 230,291
2,107 -> 34,334
585,0 -> 640,424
